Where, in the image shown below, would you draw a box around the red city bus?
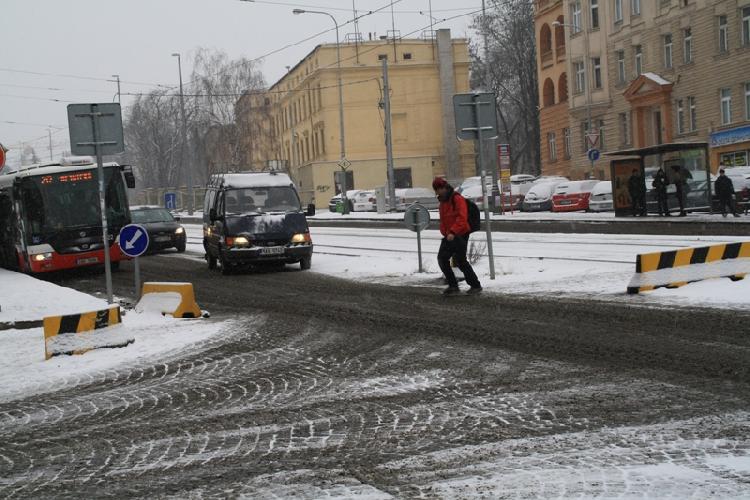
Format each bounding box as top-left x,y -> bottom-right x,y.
0,157 -> 134,273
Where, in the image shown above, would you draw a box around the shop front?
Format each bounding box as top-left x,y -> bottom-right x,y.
710,124 -> 750,171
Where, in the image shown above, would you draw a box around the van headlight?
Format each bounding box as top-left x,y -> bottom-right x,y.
291,233 -> 312,244
225,236 -> 250,247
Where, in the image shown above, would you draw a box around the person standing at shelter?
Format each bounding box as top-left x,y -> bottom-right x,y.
715,169 -> 740,218
652,167 -> 670,216
432,177 -> 482,296
670,164 -> 689,216
628,169 -> 647,216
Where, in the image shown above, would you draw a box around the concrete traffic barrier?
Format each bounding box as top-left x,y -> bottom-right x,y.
627,242 -> 750,294
138,282 -> 202,318
43,306 -> 133,360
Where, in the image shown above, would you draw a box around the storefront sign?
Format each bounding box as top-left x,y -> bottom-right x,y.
710,124 -> 750,148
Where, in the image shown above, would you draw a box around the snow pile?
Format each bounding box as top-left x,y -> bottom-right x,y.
134,291 -> 183,315
46,324 -> 135,358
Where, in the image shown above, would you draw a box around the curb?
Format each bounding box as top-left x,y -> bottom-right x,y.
0,320 -> 43,332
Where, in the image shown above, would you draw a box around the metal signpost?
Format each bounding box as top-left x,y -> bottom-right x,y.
497,144 -> 512,215
165,192 -> 177,210
453,92 -> 497,279
337,158 -> 351,215
403,203 -> 430,273
586,132 -> 600,176
118,224 -> 150,299
67,103 -> 125,304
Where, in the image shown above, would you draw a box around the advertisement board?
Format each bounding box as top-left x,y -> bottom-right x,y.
611,159 -> 643,217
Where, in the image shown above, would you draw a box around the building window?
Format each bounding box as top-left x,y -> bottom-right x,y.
598,119 -> 606,151
676,99 -> 685,134
634,45 -> 643,76
616,50 -> 626,84
378,54 -> 388,60
563,128 -> 571,158
403,53 -> 412,60
571,1 -> 582,33
688,96 -> 697,131
619,113 -> 630,146
592,57 -> 602,89
721,88 -> 732,125
745,82 -> 750,120
548,132 -> 557,161
719,16 -> 729,53
683,28 -> 692,63
591,0 -> 599,29
614,0 -> 623,23
574,62 -> 586,93
663,34 -> 673,69
743,7 -> 750,47
632,0 -> 641,15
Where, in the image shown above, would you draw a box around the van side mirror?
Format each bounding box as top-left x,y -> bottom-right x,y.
209,208 -> 218,221
306,203 -> 316,217
172,215 -> 181,222
121,165 -> 136,189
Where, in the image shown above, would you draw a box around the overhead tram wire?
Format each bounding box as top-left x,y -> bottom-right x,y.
0,67 -> 171,89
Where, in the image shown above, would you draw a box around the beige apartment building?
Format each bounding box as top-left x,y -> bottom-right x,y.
259,30 -> 473,207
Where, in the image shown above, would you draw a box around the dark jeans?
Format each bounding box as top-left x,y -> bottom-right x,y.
675,185 -> 686,213
437,234 -> 481,289
630,195 -> 646,216
719,196 -> 736,215
656,190 -> 669,215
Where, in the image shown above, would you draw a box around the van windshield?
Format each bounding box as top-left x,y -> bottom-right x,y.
225,187 -> 301,214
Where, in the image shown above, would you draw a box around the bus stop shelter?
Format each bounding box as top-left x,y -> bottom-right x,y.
607,142 -> 713,217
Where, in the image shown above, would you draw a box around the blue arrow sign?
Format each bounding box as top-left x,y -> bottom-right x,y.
118,224 -> 150,258
164,192 -> 177,210
587,148 -> 601,162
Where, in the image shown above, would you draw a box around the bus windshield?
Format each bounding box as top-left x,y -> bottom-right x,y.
20,167 -> 129,234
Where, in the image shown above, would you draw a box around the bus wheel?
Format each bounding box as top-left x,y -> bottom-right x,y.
207,253 -> 217,270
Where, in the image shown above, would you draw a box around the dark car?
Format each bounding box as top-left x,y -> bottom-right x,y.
130,206 -> 186,253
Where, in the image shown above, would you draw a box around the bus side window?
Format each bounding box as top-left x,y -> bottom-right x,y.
20,183 -> 44,233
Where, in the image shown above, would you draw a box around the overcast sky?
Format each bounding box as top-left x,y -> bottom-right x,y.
2,0 -> 480,166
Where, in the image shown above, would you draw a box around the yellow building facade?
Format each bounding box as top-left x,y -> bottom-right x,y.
265,30 -> 473,207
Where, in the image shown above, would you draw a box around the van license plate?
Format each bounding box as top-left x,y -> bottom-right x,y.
77,257 -> 99,265
260,246 -> 285,255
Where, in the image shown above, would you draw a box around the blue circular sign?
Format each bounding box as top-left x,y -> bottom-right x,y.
118,224 -> 149,257
587,149 -> 601,162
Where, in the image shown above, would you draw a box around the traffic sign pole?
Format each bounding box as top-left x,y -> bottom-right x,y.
118,224 -> 150,301
404,203 -> 430,273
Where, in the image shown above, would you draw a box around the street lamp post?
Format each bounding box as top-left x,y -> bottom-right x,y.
172,52 -> 193,215
293,8 -> 349,213
553,20 -> 595,178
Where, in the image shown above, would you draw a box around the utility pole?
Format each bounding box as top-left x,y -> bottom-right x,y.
47,127 -> 53,161
172,53 -> 193,215
111,74 -> 121,103
382,58 -> 396,211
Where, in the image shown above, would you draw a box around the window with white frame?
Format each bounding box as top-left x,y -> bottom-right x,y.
688,96 -> 697,131
592,57 -> 602,89
743,7 -> 750,46
683,28 -> 692,63
632,0 -> 641,15
548,132 -> 557,161
663,34 -> 673,69
563,128 -> 571,158
719,16 -> 729,53
614,0 -> 623,23
745,82 -> 750,120
634,45 -> 643,76
676,99 -> 685,134
571,2 -> 582,33
720,88 -> 732,125
619,112 -> 630,146
591,0 -> 599,29
617,50 -> 626,84
574,61 -> 586,93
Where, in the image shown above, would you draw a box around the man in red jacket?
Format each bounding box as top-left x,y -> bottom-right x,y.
433,177 -> 482,295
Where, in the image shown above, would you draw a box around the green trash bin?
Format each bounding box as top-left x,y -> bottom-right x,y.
336,202 -> 344,214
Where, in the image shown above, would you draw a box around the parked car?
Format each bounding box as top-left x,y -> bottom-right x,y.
129,206 -> 187,253
392,187 -> 439,211
328,190 -> 360,212
551,180 -> 600,212
351,190 -> 377,212
521,181 -> 562,212
588,181 -> 614,212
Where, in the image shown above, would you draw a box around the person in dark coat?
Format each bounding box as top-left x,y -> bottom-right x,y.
652,167 -> 670,216
715,169 -> 740,218
433,177 -> 482,296
671,164 -> 688,216
627,169 -> 647,216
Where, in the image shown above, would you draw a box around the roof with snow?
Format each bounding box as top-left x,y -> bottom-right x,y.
209,172 -> 294,189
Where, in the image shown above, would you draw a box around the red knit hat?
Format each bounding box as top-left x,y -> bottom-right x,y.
432,177 -> 448,190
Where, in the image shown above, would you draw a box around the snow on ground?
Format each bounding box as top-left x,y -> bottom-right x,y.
182,224 -> 750,309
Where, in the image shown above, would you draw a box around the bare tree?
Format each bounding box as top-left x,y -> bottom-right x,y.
472,0 -> 540,176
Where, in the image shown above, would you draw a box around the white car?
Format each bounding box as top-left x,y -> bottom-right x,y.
521,181 -> 563,212
588,181 -> 614,212
392,188 -> 439,211
351,190 -> 377,212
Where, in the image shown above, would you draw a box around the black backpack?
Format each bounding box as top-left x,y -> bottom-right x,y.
465,197 -> 481,233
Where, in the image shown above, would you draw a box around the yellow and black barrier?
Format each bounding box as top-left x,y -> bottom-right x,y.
138,282 -> 202,318
43,306 -> 133,360
627,242 -> 750,294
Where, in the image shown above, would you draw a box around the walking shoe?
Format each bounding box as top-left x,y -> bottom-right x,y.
442,286 -> 460,296
466,286 -> 483,295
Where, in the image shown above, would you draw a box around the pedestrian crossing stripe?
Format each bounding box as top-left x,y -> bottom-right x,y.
43,306 -> 130,360
628,242 -> 750,294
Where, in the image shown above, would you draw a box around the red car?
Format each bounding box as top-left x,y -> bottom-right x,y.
552,180 -> 600,212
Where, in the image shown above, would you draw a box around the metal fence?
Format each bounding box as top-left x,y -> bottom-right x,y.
133,187 -> 206,213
